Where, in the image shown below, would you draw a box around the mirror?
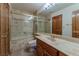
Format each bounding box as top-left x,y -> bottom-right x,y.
36,3 -> 79,39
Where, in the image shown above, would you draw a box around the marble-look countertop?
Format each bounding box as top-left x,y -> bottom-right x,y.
35,33 -> 79,56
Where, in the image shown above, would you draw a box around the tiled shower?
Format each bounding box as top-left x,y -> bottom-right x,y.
10,10 -> 34,55
10,9 -> 50,56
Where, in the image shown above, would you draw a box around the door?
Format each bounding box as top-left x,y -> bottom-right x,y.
0,3 -> 10,56
72,14 -> 79,38
52,15 -> 62,35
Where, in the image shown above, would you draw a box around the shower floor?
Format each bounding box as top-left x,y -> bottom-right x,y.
10,36 -> 36,56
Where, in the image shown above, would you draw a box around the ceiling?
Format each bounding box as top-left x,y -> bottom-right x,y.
11,3 -> 45,14
11,3 -> 75,16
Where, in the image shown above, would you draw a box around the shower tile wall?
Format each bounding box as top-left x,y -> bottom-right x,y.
10,13 -> 34,55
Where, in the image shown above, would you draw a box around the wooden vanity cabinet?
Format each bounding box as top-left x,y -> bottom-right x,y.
36,39 -> 67,56
58,51 -> 67,56
37,43 -> 44,56
36,39 -> 58,56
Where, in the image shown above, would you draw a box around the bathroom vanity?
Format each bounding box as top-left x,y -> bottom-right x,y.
35,33 -> 79,56
36,39 -> 66,56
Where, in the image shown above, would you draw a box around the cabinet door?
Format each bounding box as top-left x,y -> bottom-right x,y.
59,51 -> 67,56
45,45 -> 58,56
36,39 -> 43,56
36,44 -> 44,56
43,51 -> 50,56
0,3 -> 10,56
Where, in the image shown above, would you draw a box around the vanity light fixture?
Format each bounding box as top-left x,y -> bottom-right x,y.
37,3 -> 55,14
43,3 -> 55,10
